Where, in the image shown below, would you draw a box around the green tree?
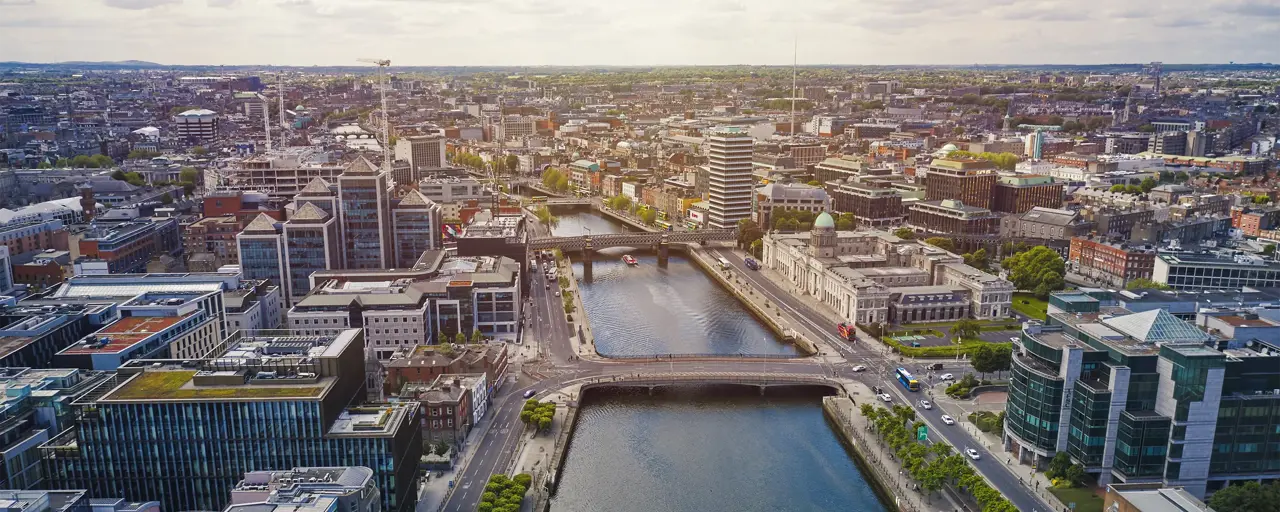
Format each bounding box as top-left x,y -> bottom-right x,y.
37,161 -> 51,169
533,206 -> 559,228
471,330 -> 483,343
111,170 -> 127,181
963,248 -> 989,271
952,126 -> 965,135
434,440 -> 451,455
836,212 -> 856,231
893,227 -> 915,239
1045,452 -> 1073,479
505,154 -> 519,173
1125,277 -> 1172,290
1109,184 -> 1126,193
191,146 -> 208,156
1125,184 -> 1142,195
640,208 -> 657,225
737,219 -> 764,247
54,158 -> 70,167
923,237 -> 955,252
951,319 -> 982,341
748,238 -> 763,258
183,182 -> 197,197
1063,464 -> 1086,487
537,416 -> 552,431
1002,246 -> 1065,296
160,192 -> 173,205
1174,171 -> 1190,182
806,180 -> 821,186
179,167 -> 199,184
1139,176 -> 1157,193
1254,194 -> 1271,205
1208,481 -> 1280,512
554,175 -> 569,192
1137,124 -> 1155,132
971,343 -> 1012,378
453,332 -> 466,344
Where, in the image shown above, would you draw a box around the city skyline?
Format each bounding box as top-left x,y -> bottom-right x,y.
2,0 -> 1280,66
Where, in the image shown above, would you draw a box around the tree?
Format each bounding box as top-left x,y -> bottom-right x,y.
952,126 -> 965,136
1125,184 -> 1142,195
54,158 -> 70,167
749,239 -> 763,258
1002,246 -> 1065,296
160,192 -> 173,205
1208,481 -> 1280,512
963,248 -> 989,271
183,182 -> 197,197
1254,194 -> 1272,205
533,206 -> 559,228
1063,463 -> 1086,487
1045,452 -> 1073,480
836,212 -> 856,231
893,227 -> 915,239
951,319 -> 982,341
471,330 -> 483,343
554,175 -> 569,192
537,416 -> 552,431
191,146 -> 208,156
111,170 -> 126,181
1125,277 -> 1172,290
453,332 -> 466,344
971,343 -> 1012,378
737,219 -> 764,247
179,167 -> 199,184
1139,177 -> 1157,193
923,237 -> 955,252
37,161 -> 51,169
1136,123 -> 1155,132
434,440 -> 451,456
806,180 -> 821,186
505,154 -> 519,173
640,208 -> 657,225
1109,184 -> 1126,193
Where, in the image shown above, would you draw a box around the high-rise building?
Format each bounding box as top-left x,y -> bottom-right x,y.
923,158 -> 998,209
394,135 -> 445,176
41,329 -> 421,512
236,214 -> 285,292
705,127 -> 754,229
0,368 -> 114,489
283,203 -> 341,301
392,190 -> 442,268
338,158 -> 394,270
226,466 -> 380,512
173,109 -> 219,142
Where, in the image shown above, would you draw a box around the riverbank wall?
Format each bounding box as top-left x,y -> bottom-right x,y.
684,246 -> 819,356
822,396 -> 917,512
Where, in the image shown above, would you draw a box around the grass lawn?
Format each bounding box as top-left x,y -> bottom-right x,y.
110,370 -> 324,400
881,336 -> 1011,358
1012,292 -> 1048,320
1048,485 -> 1104,512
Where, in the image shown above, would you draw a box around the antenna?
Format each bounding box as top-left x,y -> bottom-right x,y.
357,58 -> 393,172
790,36 -> 797,137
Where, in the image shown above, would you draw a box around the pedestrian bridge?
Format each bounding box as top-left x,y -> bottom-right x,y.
527,230 -> 737,251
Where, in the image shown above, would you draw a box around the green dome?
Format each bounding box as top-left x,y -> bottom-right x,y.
814,211 -> 835,230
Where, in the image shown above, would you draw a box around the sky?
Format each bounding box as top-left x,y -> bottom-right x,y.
1,0 -> 1279,66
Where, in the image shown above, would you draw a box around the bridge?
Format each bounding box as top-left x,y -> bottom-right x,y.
527,230 -> 737,251
573,371 -> 844,393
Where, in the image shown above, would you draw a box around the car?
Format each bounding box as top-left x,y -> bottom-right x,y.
871,385 -> 882,394
965,448 -> 981,460
555,290 -> 561,297
878,393 -> 892,402
919,400 -> 932,410
851,365 -> 867,372
545,284 -> 550,290
1010,336 -> 1020,343
941,415 -> 955,425
939,373 -> 954,381
522,390 -> 536,399
928,363 -> 944,371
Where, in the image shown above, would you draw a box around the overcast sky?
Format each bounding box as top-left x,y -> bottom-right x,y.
2,0 -> 1279,66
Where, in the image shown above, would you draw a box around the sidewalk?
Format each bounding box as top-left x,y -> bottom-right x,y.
560,255 -> 600,361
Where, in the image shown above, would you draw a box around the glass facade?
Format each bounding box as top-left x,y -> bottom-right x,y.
239,237 -> 283,289
1113,412 -> 1169,479
474,289 -> 516,335
1008,353 -> 1066,452
340,174 -> 390,270
392,210 -> 437,268
1067,381 -> 1111,467
285,226 -> 330,299
1210,398 -> 1280,476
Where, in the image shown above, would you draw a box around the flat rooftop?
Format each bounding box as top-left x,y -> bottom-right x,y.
59,314 -> 191,356
328,404 -> 414,436
103,370 -> 329,401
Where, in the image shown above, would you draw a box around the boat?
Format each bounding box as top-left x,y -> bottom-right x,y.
622,255 -> 638,266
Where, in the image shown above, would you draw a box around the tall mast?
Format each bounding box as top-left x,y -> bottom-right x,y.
790,37 -> 797,137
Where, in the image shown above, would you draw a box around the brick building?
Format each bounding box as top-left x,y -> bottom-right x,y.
384,343 -> 507,397
992,175 -> 1063,214
183,216 -> 241,269
923,158 -> 997,209
1069,237 -> 1156,288
0,219 -> 70,257
908,199 -> 1000,235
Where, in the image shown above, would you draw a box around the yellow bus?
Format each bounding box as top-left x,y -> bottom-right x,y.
530,196 -> 547,204
655,220 -> 672,231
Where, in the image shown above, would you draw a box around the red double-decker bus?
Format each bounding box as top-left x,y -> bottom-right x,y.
837,323 -> 856,341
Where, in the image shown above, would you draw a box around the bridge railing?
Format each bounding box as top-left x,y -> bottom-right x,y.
602,353 -> 804,361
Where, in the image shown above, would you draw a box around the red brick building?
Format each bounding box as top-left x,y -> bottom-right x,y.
992,175 -> 1064,214
0,219 -> 70,257
1069,237 -> 1156,288
923,158 -> 998,209
384,343 -> 507,396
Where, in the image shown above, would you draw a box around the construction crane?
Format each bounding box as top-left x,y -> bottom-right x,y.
357,58 -> 393,172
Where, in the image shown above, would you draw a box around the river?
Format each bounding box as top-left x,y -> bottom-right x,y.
550,386 -> 888,512
550,208 -> 796,357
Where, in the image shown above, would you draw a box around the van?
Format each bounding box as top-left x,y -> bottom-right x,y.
744,258 -> 760,271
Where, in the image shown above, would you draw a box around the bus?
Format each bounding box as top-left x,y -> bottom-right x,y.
530,195 -> 547,204
717,257 -> 731,270
655,220 -> 673,231
895,368 -> 920,391
837,322 -> 855,341
685,220 -> 700,230
657,210 -> 668,221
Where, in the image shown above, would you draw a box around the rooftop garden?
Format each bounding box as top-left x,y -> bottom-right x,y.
109,371 -> 323,401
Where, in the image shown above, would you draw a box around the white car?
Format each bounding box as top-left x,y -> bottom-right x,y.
965,448 -> 981,460
555,290 -> 561,297
851,365 -> 867,372
941,415 -> 955,425
919,400 -> 932,410
1010,336 -> 1020,343
878,393 -> 892,402
939,373 -> 954,381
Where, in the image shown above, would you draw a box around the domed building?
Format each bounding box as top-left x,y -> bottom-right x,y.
931,143 -> 960,158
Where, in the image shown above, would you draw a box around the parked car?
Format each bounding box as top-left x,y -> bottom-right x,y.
941,415 -> 955,425
851,365 -> 866,372
965,448 -> 981,460
939,373 -> 954,381
871,385 -> 882,394
919,400 -> 932,410
878,393 -> 892,402
1010,336 -> 1020,343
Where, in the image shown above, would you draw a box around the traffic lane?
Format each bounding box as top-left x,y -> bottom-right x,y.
442,382 -> 543,512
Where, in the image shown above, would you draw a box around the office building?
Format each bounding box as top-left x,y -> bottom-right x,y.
0,304 -> 116,369
41,329 -> 421,512
183,216 -> 241,270
338,158 -> 394,270
1153,252 -> 1280,291
75,219 -> 181,275
1148,131 -> 1188,156
394,135 -> 445,175
0,490 -> 159,512
1005,294 -> 1280,498
705,127 -> 754,228
0,368 -> 114,490
999,207 -> 1094,241
392,190 -> 441,268
752,183 -> 827,228
814,155 -> 871,183
53,291 -> 222,370
828,180 -> 904,228
992,175 -> 1064,214
173,109 -> 218,142
0,246 -> 12,297
923,158 -> 998,209
223,279 -> 283,333
1069,237 -> 1157,288
236,214 -> 285,293
908,200 -> 1000,235
385,343 -> 508,399
279,203 -> 341,302
226,466 -> 380,512
0,219 -> 70,259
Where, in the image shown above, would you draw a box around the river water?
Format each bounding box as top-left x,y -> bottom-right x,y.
550,387 -> 888,512
551,208 -> 796,357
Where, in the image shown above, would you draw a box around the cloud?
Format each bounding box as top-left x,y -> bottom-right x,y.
0,0 -> 36,5
1226,1 -> 1280,17
208,0 -> 236,7
103,0 -> 178,9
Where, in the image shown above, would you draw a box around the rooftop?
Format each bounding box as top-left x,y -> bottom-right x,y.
59,314 -> 191,356
105,370 -> 326,401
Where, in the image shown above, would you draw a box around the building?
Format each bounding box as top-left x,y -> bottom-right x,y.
1153,252 -> 1280,290
40,329 -> 421,512
223,279 -> 283,334
760,213 -> 1012,325
1149,184 -> 1193,204
1148,131 -> 1188,156
828,180 -> 904,228
226,466 -> 380,512
1069,237 -> 1157,288
992,175 -> 1063,214
0,304 -> 115,369
0,368 -> 113,490
394,135 -> 445,175
908,200 -> 1000,235
216,149 -> 346,197
398,373 -> 489,445
236,214 -> 285,294
814,156 -> 871,183
1103,484 -> 1212,512
705,127 -> 754,228
282,204 -> 341,302
999,207 -> 1094,240
753,183 -> 827,228
338,157 -> 394,270
52,291 -> 222,370
0,490 -> 159,512
1004,294 -> 1280,498
385,343 -> 508,399
0,220 -> 70,260
923,158 -> 998,209
183,216 -> 240,270
417,175 -> 491,205
173,109 -> 218,142
75,219 -> 181,275
390,191 -> 441,270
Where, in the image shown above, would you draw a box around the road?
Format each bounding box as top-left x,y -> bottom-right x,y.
437,245 -> 1047,512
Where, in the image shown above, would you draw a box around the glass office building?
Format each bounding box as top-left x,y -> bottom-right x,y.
1004,291 -> 1280,499
338,158 -> 393,270
40,329 -> 421,512
236,214 -> 285,291
283,203 -> 340,302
